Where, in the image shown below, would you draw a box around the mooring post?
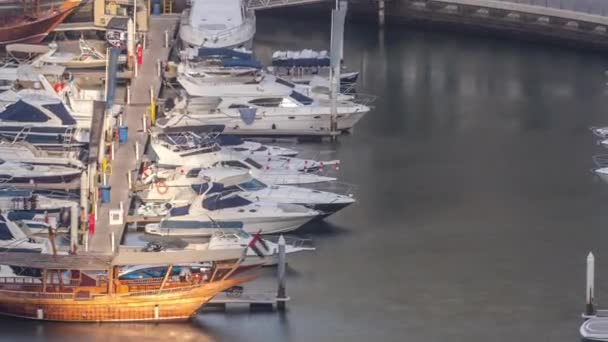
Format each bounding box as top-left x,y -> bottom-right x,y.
70,205 -> 78,253
378,0 -> 385,27
149,86 -> 156,126
586,252 -> 596,316
277,235 -> 287,311
83,229 -> 88,252
127,171 -> 132,190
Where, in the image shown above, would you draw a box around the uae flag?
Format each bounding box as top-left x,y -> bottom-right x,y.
247,231 -> 269,258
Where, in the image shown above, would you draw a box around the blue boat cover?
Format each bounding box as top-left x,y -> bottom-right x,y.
202,194 -> 251,211
0,217 -> 13,240
42,103 -> 76,125
198,48 -> 252,60
169,205 -> 191,216
222,58 -> 262,69
0,100 -> 49,123
290,91 -> 314,105
216,135 -> 243,146
6,212 -> 36,222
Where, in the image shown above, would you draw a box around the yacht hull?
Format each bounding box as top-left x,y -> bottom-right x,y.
161,111 -> 367,137
236,215 -> 316,234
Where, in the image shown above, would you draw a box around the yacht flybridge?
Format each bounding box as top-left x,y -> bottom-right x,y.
180,0 -> 256,49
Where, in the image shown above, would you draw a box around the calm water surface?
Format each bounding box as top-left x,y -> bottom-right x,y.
4,15 -> 608,342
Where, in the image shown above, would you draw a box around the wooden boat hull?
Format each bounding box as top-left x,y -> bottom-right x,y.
0,276 -> 250,322
0,0 -> 80,45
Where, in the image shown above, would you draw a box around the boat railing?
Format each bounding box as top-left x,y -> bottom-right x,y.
0,276 -> 42,285
299,181 -> 358,198
122,283 -> 203,297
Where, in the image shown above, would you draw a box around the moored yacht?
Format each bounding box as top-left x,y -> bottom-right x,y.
140,166 -> 355,217
159,88 -> 371,136
148,134 -> 337,184
179,0 -> 256,49
0,88 -> 89,148
145,186 -> 320,235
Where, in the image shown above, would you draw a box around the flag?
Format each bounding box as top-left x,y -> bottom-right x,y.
247,230 -> 269,258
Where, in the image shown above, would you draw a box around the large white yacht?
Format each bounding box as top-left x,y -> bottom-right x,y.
144,188 -> 319,235
139,166 -> 355,217
148,133 -> 337,184
159,88 -> 370,136
180,0 -> 256,49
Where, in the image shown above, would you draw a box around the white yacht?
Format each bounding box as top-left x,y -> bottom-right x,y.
0,214 -> 51,252
204,229 -> 314,266
179,0 -> 256,49
163,78 -> 371,136
140,166 -> 355,217
145,187 -> 319,235
0,88 -> 90,148
148,133 -> 337,184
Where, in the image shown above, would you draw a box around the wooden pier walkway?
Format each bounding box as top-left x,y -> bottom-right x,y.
89,16 -> 179,253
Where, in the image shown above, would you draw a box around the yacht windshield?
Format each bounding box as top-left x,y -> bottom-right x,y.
238,179 -> 266,191
243,158 -> 262,169
202,194 -> 252,210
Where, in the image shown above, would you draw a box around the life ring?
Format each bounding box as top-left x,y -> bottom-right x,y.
142,166 -> 152,179
53,82 -> 65,93
155,180 -> 168,194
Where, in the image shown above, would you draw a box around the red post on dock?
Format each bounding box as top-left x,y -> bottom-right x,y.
137,43 -> 143,66
89,213 -> 95,235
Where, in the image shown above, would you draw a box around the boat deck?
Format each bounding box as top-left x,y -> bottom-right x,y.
89,16 -> 179,253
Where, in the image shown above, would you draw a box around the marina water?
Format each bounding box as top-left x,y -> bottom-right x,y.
2,12 -> 608,342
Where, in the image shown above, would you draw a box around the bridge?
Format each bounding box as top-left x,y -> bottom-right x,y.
345,0 -> 608,49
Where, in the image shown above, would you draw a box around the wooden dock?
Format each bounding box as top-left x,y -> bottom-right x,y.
89,16 -> 179,253
205,292 -> 290,311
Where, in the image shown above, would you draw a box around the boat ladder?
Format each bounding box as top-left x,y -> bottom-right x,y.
62,127 -> 75,147
163,0 -> 173,13
13,126 -> 31,143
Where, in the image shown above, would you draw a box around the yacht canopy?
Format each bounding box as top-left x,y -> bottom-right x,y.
0,249 -> 245,270
0,100 -> 49,123
191,0 -> 244,29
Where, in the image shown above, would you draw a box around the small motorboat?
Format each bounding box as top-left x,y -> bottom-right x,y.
179,0 -> 256,49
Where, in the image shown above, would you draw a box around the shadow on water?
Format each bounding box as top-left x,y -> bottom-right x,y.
193,308 -> 292,342
295,219 -> 351,237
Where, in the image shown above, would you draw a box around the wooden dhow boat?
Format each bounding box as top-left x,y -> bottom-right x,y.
0,249 -> 257,322
0,0 -> 81,45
